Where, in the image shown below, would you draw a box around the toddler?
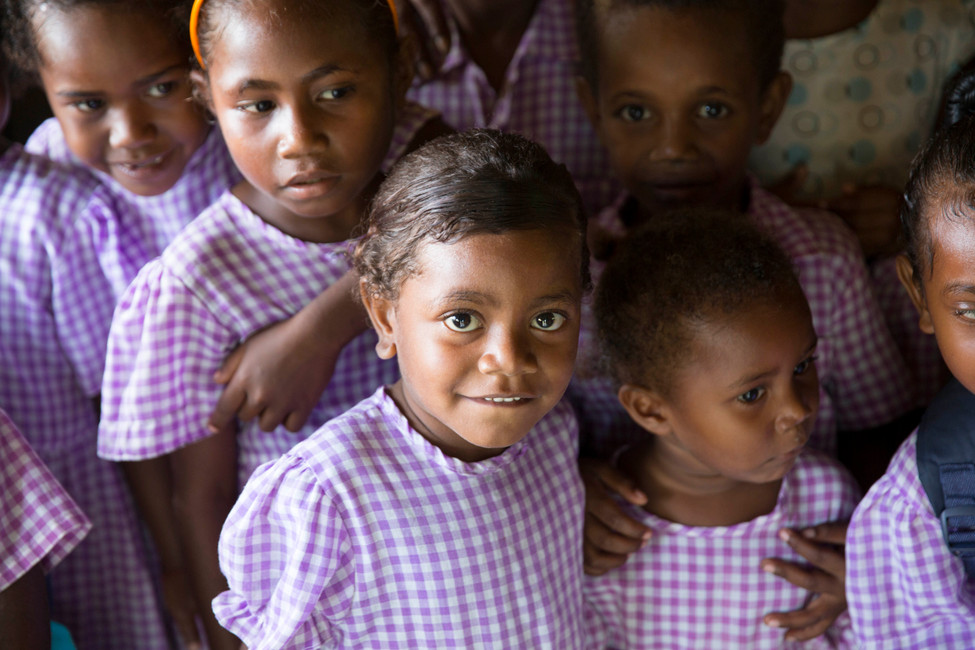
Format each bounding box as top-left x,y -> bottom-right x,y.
213,129 -> 589,649
584,211 -> 861,649
845,115 -> 975,648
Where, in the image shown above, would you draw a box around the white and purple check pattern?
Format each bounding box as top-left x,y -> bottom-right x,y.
98,191 -> 399,486
0,145 -> 173,649
576,180 -> 914,457
27,120 -> 242,299
406,0 -> 620,213
213,390 -> 585,649
0,409 -> 90,590
584,449 -> 861,650
847,431 -> 975,649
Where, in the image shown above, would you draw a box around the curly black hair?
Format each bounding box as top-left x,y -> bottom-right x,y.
594,209 -> 803,395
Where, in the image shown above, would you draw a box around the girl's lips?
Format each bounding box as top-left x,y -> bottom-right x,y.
110,149 -> 172,175
282,173 -> 340,201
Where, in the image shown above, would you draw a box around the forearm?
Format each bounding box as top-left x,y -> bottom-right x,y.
0,565 -> 50,650
296,269 -> 368,349
119,457 -> 183,572
171,433 -> 240,650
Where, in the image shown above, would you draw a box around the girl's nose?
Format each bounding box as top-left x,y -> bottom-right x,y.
477,328 -> 539,377
775,383 -> 815,436
278,103 -> 327,159
109,104 -> 156,149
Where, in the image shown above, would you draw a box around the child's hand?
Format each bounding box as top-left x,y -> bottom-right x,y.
760,522 -> 848,642
160,566 -> 203,650
208,315 -> 340,434
825,184 -> 903,259
580,458 -> 652,575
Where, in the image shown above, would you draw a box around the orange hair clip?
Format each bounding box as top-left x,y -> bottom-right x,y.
190,0 -> 400,70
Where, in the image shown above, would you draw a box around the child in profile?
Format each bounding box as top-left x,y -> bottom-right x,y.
213,130 -> 589,649
584,211 -> 860,649
845,115 -> 975,648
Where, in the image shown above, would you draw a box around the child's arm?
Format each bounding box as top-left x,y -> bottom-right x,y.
0,565 -> 50,650
118,458 -> 202,650
760,523 -> 849,642
579,458 -> 653,575
208,270 -> 367,434
170,429 -> 241,650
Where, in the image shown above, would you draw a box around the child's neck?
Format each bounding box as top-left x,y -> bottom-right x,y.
232,174 -> 382,244
444,0 -> 540,92
619,439 -> 782,527
784,0 -> 879,39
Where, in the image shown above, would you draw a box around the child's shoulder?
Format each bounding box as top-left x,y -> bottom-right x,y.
858,430 -> 929,518
784,447 -> 863,518
748,181 -> 863,262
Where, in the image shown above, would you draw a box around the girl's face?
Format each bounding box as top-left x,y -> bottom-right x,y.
652,294 -> 820,485
35,5 -> 208,196
899,207 -> 975,395
200,0 -> 405,243
364,229 -> 584,462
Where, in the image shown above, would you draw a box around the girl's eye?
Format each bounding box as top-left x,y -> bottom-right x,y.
697,102 -> 729,119
444,312 -> 482,333
956,308 -> 975,321
618,104 -> 649,123
146,82 -> 176,99
318,86 -> 353,101
737,387 -> 765,404
241,100 -> 275,114
794,356 -> 818,376
73,99 -> 104,113
531,312 -> 566,331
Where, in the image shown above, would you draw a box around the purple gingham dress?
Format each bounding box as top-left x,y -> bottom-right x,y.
0,409 -> 90,590
575,179 -> 913,457
847,431 -> 975,648
0,144 -> 172,649
406,0 -> 620,213
213,389 -> 585,649
98,191 -> 399,485
27,119 -> 242,298
584,449 -> 861,650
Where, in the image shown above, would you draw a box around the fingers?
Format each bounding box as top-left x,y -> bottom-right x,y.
798,521 -> 849,546
777,527 -> 846,580
763,594 -> 846,642
212,345 -> 245,385
580,458 -> 652,574
760,558 -> 841,597
581,458 -> 648,507
206,386 -> 246,434
283,407 -> 313,433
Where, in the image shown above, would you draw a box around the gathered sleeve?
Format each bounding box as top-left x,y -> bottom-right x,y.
213,454 -> 356,650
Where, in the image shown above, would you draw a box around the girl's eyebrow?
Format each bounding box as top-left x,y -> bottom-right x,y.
435,289 -> 578,309
237,64 -> 346,94
55,64 -> 186,98
942,282 -> 975,296
727,336 -> 819,391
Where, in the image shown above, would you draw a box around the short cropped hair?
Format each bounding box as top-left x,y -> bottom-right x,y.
901,115 -> 975,283
574,0 -> 785,93
355,129 -> 590,301
595,209 -> 802,395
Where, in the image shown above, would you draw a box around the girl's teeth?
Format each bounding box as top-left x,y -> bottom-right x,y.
484,397 -> 522,403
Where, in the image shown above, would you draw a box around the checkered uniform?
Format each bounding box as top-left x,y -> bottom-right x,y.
0,409 -> 90,590
213,389 -> 585,649
847,431 -> 975,648
98,191 -> 399,485
575,179 -> 914,457
584,449 -> 861,649
405,0 -> 620,213
0,144 -> 172,649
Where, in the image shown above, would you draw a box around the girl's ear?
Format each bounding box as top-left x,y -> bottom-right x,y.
189,69 -> 213,114
359,280 -> 398,359
618,383 -> 673,436
391,33 -> 417,109
755,71 -> 793,145
896,253 -> 934,334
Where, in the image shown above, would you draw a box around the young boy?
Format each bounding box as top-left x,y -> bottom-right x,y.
573,0 -> 913,641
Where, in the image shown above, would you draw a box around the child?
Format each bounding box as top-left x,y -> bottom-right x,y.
0,42 -> 176,649
584,211 -> 861,649
0,410 -> 91,650
845,116 -> 975,648
212,128 -> 588,649
97,0 -> 412,646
